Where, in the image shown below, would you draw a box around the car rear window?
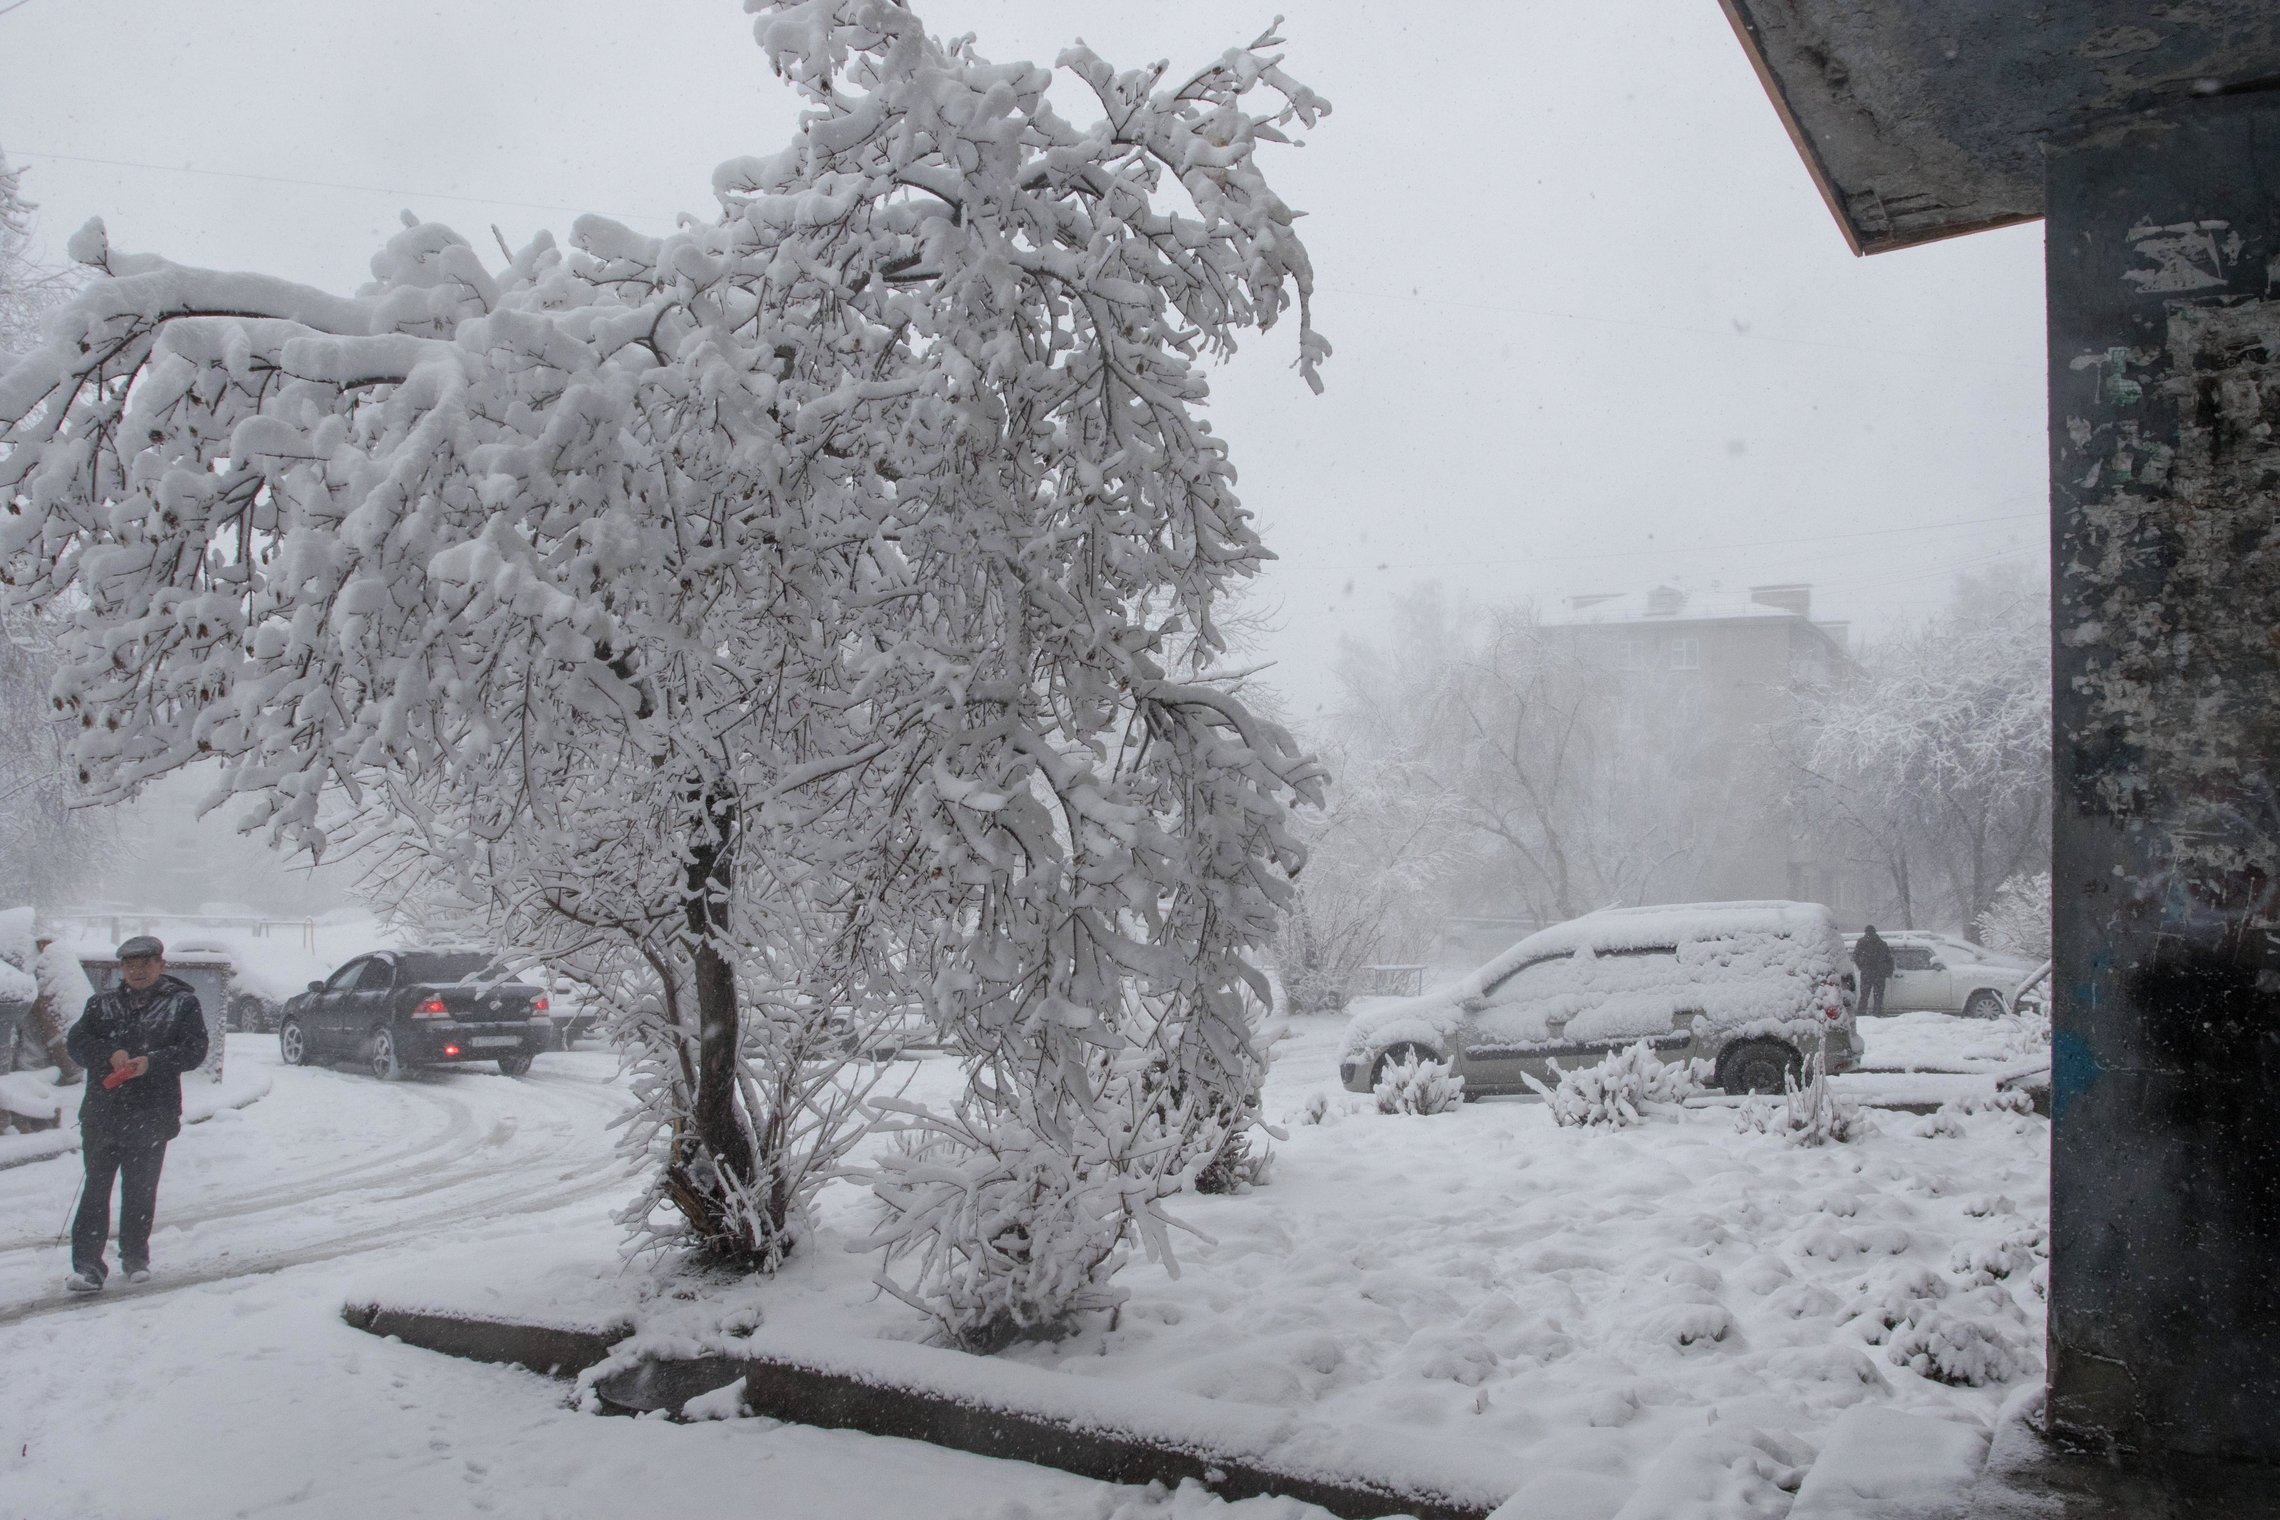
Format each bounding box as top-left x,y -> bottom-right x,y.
397,952 -> 514,986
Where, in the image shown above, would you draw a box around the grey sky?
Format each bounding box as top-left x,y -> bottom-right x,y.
3,0 -> 2048,723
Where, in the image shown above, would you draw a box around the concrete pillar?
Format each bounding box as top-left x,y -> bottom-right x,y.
2046,92 -> 2280,1460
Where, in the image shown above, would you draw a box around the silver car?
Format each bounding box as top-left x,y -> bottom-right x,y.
1338,900 -> 1863,1098
1876,932 -> 2039,1019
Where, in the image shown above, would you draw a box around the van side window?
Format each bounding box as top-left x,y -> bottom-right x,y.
1482,951 -> 1571,999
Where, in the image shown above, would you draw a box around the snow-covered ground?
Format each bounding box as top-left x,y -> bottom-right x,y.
0,1011 -> 2048,1520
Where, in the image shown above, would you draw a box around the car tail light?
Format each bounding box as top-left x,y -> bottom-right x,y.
413,998 -> 448,1018
443,1043 -> 461,1056
531,996 -> 550,1016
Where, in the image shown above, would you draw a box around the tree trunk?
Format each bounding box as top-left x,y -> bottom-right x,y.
670,788 -> 764,1259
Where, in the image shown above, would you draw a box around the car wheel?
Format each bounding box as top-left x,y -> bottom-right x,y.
497,1053 -> 534,1077
1718,1039 -> 1800,1096
1963,989 -> 2007,1020
278,1017 -> 311,1067
366,1027 -> 404,1081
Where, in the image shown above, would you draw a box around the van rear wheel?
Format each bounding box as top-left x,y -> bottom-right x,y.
1718,1040 -> 1800,1096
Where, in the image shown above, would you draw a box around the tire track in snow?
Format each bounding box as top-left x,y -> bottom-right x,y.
0,1059 -> 631,1321
0,1076 -> 483,1252
0,1160 -> 631,1330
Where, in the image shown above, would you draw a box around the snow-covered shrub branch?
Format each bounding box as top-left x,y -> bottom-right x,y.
0,1 -> 1329,1287
1735,1050 -> 1864,1146
1374,1052 -> 1464,1115
1524,1039 -> 1702,1128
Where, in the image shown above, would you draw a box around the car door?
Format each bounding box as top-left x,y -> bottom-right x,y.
1561,944 -> 1694,1063
349,955 -> 397,1042
310,958 -> 367,1050
1886,943 -> 1948,1012
1459,952 -> 1578,1094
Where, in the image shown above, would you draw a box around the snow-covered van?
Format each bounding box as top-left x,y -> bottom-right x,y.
1337,900 -> 1862,1098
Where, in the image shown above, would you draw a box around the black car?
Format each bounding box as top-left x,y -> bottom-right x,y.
277,950 -> 551,1079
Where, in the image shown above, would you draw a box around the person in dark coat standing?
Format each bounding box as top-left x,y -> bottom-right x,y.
1853,925 -> 1896,1020
63,936 -> 208,1293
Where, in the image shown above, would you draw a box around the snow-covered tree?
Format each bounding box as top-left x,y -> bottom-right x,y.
0,151 -> 108,899
0,612 -> 116,902
1976,870 -> 2050,960
0,0 -> 1327,1294
1797,572 -> 2050,937
0,148 -> 73,366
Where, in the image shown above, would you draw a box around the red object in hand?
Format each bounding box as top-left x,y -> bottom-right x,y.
102,1067 -> 133,1090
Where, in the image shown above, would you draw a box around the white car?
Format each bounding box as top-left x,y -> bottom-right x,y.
1338,900 -> 1862,1098
1875,932 -> 2039,1019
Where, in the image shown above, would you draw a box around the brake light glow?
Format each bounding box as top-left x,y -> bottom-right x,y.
413,998 -> 448,1018
531,996 -> 550,1014
443,1043 -> 461,1056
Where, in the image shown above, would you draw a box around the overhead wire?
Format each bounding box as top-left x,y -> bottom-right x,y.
5,148 -> 680,228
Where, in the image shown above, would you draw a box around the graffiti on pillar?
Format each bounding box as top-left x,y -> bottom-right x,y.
2061,221 -> 2280,954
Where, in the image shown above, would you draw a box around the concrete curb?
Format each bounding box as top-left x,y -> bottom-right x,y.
734,1346 -> 1496,1520
342,1304 -> 1503,1520
341,1302 -> 632,1379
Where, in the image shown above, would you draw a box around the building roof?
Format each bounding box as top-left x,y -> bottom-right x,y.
1545,584 -> 1809,628
1716,0 -> 2280,254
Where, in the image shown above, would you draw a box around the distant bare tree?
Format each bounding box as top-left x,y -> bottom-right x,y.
1320,590 -> 1713,943
1274,744 -> 1466,1011
0,612 -> 114,902
0,148 -> 73,363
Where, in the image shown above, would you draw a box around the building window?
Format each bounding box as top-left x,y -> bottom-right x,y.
1618,638 -> 1647,671
1669,636 -> 1701,671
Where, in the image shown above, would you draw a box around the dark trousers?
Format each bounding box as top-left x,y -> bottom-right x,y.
73,1134 -> 168,1279
1861,978 -> 1887,1018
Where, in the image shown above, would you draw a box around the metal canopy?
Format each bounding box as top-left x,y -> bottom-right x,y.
1716,1 -> 2280,254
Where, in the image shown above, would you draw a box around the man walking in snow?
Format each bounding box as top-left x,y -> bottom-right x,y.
63,937 -> 208,1293
1852,925 -> 1895,1020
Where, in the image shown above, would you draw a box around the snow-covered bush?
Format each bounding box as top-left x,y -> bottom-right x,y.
0,2 -> 1328,1287
1375,1053 -> 1466,1115
1847,1263 -> 2032,1387
1526,1039 -> 1702,1129
864,1075 -> 1198,1351
1194,1126 -> 1275,1194
1976,871 -> 2051,960
1736,1050 -> 1864,1145
1886,1309 -> 2031,1387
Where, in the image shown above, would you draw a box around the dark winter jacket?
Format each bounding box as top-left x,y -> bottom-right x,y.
65,974 -> 209,1144
1852,930 -> 1895,985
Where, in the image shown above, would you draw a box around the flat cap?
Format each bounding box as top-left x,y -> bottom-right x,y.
116,935 -> 165,961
